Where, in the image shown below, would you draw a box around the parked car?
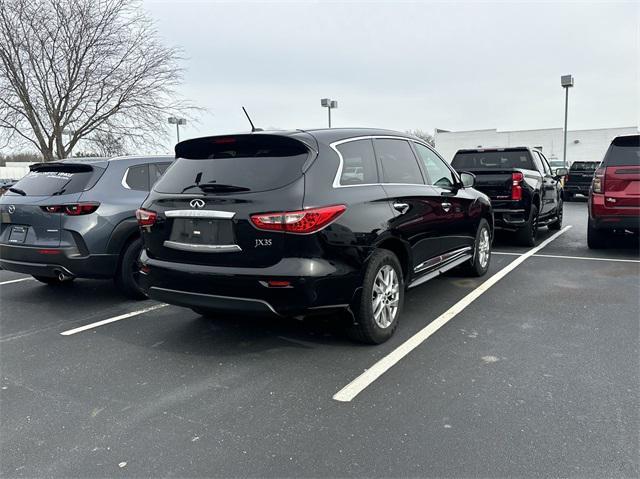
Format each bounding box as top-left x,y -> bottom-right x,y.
451,147 -> 566,246
564,161 -> 599,200
588,134 -> 640,249
0,155 -> 173,297
137,129 -> 493,344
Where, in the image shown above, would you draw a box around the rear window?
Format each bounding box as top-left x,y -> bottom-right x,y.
603,136 -> 640,167
570,162 -> 599,172
452,150 -> 535,170
7,164 -> 104,196
155,135 -> 310,194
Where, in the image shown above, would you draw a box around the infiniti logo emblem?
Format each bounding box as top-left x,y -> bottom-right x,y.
8,205 -> 15,214
189,199 -> 205,209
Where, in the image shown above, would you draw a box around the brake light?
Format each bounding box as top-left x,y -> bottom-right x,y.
41,203 -> 99,215
592,167 -> 605,193
250,205 -> 347,234
136,208 -> 157,227
511,172 -> 524,201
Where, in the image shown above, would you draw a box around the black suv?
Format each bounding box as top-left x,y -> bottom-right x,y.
138,129 -> 493,343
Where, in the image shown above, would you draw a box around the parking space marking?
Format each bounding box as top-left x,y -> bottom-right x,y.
333,225 -> 572,403
0,277 -> 33,286
60,303 -> 168,336
493,251 -> 640,263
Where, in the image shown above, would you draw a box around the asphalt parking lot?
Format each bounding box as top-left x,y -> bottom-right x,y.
1,200 -> 638,478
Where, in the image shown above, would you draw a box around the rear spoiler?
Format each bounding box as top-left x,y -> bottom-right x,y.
30,162 -> 94,173
175,134 -> 310,160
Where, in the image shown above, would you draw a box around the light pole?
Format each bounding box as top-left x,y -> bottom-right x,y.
561,75 -> 574,168
168,117 -> 187,143
320,98 -> 338,128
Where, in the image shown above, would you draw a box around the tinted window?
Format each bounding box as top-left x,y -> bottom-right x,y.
156,135 -> 309,194
150,162 -> 171,186
7,165 -> 104,196
336,140 -> 378,185
570,162 -> 599,172
414,142 -> 456,189
603,136 -> 640,166
374,139 -> 424,184
124,164 -> 150,191
452,150 -> 535,170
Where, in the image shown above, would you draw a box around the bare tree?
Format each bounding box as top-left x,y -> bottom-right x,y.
0,0 -> 192,161
406,129 -> 435,146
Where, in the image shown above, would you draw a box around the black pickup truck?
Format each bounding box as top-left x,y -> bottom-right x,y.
451,147 -> 567,246
564,161 -> 599,200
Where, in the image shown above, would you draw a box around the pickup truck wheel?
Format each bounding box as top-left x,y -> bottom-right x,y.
114,237 -> 147,300
515,205 -> 539,247
348,250 -> 404,345
464,219 -> 491,277
548,199 -> 563,230
587,219 -> 607,249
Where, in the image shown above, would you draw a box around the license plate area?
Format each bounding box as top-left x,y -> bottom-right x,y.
8,226 -> 28,244
169,218 -> 235,246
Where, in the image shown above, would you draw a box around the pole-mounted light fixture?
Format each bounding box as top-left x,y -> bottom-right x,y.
320,98 -> 338,128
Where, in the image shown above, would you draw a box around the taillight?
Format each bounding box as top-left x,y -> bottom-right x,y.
41,203 -> 99,215
250,205 -> 347,234
511,172 -> 524,201
592,167 -> 605,193
136,208 -> 157,227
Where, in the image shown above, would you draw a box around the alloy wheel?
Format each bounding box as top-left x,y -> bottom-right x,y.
477,227 -> 491,268
372,264 -> 400,329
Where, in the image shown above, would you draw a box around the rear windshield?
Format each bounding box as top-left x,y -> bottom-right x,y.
6,164 -> 104,196
570,162 -> 599,172
452,150 -> 534,170
155,135 -> 310,194
603,136 -> 640,167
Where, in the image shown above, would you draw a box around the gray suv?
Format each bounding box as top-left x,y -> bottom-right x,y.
0,156 -> 172,298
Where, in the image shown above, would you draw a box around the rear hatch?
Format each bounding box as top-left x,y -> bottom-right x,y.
451,149 -> 535,199
0,162 -> 106,247
602,135 -> 640,209
142,134 -> 313,268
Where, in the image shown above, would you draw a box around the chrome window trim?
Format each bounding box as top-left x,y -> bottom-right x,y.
163,241 -> 242,253
121,168 -> 131,190
330,135 -> 435,188
164,210 -> 236,219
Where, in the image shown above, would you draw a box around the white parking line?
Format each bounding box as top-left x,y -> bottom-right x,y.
493,251 -> 640,263
0,277 -> 33,286
60,303 -> 168,336
333,225 -> 573,403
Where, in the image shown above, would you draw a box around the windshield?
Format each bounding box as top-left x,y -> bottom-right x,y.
570,162 -> 599,172
452,150 -> 534,170
155,135 -> 310,194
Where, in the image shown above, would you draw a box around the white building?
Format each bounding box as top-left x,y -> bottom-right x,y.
434,126 -> 638,164
0,161 -> 31,180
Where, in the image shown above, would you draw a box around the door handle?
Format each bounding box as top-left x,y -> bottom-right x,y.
393,202 -> 410,215
441,202 -> 452,212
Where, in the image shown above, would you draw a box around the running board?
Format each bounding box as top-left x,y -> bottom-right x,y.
407,254 -> 473,289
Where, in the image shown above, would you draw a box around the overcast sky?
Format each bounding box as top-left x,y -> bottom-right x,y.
144,0 -> 639,143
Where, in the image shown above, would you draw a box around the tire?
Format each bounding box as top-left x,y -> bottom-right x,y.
348,249 -> 404,345
514,205 -> 539,247
587,219 -> 607,249
32,275 -> 74,285
548,199 -> 563,231
114,236 -> 147,299
464,219 -> 492,277
564,192 -> 573,202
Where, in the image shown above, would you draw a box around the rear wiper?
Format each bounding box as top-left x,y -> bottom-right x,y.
8,187 -> 26,196
180,183 -> 250,193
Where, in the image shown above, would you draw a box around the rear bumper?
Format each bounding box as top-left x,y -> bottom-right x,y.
139,251 -> 361,317
589,216 -> 640,232
0,244 -> 118,278
589,194 -> 640,231
492,208 -> 528,229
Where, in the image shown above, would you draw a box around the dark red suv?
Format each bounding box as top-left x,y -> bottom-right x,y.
588,134 -> 640,248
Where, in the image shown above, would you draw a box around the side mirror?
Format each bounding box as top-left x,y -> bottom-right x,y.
555,167 -> 568,177
459,171 -> 476,188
